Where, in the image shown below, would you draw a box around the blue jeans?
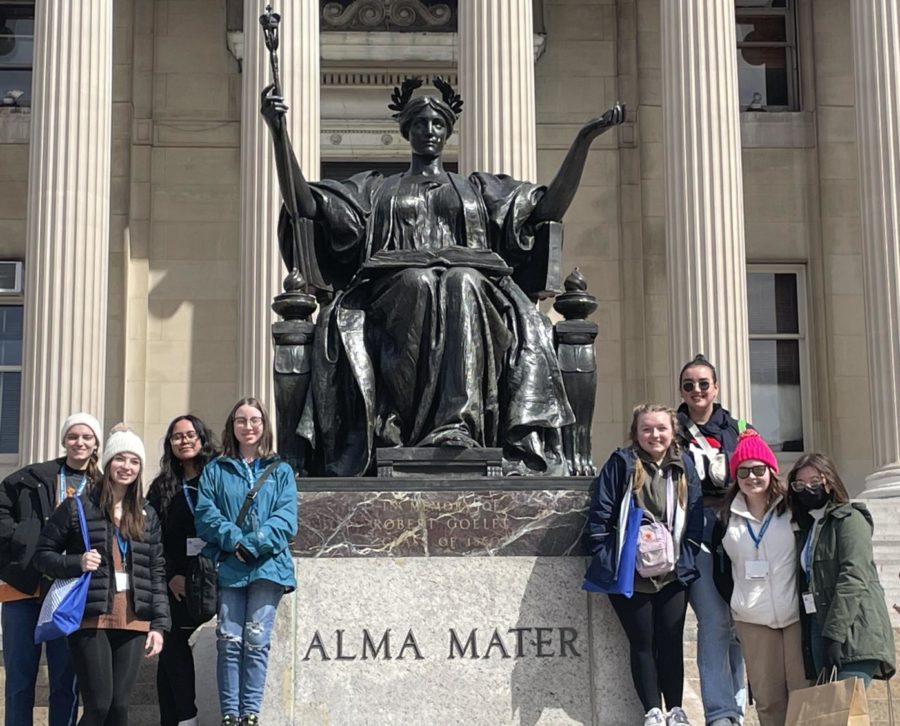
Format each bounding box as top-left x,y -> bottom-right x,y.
2,598 -> 78,726
216,579 -> 284,717
689,507 -> 746,723
808,615 -> 880,688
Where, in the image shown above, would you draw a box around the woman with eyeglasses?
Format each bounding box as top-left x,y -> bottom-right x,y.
147,415 -> 218,726
713,431 -> 806,726
676,354 -> 748,726
786,453 -> 895,686
194,397 -> 297,726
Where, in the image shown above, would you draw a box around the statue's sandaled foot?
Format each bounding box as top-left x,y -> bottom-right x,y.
419,425 -> 480,448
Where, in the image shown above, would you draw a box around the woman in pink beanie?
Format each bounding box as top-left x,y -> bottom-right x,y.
713,430 -> 807,726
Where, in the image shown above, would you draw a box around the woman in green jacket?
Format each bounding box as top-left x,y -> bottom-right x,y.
786,453 -> 895,686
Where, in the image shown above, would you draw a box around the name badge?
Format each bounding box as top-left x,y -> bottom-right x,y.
745,560 -> 769,580
802,592 -> 817,614
115,572 -> 131,592
186,538 -> 205,557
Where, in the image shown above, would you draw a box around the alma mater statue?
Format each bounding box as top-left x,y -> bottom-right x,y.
262,77 -> 624,477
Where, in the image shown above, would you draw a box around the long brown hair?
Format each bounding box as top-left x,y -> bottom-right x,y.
786,452 -> 849,521
96,456 -> 145,541
628,403 -> 687,507
221,397 -> 274,459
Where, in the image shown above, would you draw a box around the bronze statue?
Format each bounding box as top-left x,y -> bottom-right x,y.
262,62 -> 623,477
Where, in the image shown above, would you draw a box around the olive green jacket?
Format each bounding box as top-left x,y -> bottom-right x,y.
796,502 -> 895,680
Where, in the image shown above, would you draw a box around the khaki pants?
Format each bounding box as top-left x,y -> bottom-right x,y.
734,619 -> 808,726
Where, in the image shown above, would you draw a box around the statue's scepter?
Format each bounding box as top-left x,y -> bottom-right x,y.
260,4 -> 309,293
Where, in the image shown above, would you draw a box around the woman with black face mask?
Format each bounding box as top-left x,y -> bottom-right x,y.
786,454 -> 895,686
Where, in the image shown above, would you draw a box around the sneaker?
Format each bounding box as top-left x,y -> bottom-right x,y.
644,708 -> 666,726
666,707 -> 691,725
222,718 -> 240,726
709,720 -> 733,726
241,716 -> 260,726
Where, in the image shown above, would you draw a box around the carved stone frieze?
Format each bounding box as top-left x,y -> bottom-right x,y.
321,0 -> 456,32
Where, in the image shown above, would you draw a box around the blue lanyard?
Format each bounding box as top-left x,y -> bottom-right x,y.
803,524 -> 815,575
182,479 -> 196,516
114,527 -> 130,564
59,466 -> 87,501
745,511 -> 774,550
242,458 -> 260,485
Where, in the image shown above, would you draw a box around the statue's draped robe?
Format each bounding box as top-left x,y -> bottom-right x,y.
289,171 -> 574,476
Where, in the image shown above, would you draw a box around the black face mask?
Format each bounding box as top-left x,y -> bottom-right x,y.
795,485 -> 829,511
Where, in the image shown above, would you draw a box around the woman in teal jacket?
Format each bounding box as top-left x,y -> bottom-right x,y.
194,397 -> 297,726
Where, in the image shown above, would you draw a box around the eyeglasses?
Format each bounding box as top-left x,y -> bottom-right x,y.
170,431 -> 198,444
736,464 -> 768,479
234,417 -> 263,428
681,380 -> 712,393
790,478 -> 825,492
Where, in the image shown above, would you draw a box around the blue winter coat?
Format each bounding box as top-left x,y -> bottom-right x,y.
194,455 -> 298,591
583,447 -> 703,590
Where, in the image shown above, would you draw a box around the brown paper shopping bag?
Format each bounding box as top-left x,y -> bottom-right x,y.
786,672 -> 869,726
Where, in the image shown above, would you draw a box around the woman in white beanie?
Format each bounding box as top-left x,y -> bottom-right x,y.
34,424 -> 171,726
0,411 -> 102,726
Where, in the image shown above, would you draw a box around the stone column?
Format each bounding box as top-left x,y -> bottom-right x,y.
661,0 -> 752,416
851,2 -> 900,496
238,0 -> 319,414
458,0 -> 536,180
19,2 -> 113,461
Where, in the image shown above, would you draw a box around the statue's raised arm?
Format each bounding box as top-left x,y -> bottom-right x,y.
531,103 -> 626,223
261,84 -> 317,220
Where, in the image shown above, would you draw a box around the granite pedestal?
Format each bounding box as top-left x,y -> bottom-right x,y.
197,477 -> 642,725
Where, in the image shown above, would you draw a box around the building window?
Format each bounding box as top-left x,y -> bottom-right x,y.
735,0 -> 799,111
748,265 -> 808,452
0,304 -> 22,454
0,2 -> 33,108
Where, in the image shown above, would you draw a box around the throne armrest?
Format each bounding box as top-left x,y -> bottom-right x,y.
512,221 -> 563,301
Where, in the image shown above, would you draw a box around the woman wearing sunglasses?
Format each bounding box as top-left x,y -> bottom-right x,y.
676,354 -> 747,726
714,431 -> 806,726
786,454 -> 894,686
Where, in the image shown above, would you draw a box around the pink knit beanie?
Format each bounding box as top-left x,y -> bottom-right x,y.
729,429 -> 779,479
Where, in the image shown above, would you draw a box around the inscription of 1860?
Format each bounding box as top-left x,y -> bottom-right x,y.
294,490 -> 588,557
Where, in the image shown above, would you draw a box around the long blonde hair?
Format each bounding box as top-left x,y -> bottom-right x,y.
628,403 -> 687,507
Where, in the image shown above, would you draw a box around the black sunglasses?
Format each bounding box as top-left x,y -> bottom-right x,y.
736,464 -> 768,479
681,379 -> 712,393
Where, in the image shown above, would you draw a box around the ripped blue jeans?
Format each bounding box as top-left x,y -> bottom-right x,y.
216,579 -> 284,717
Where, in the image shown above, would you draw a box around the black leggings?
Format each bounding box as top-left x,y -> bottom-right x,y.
157,595 -> 201,726
67,628 -> 145,726
608,581 -> 688,712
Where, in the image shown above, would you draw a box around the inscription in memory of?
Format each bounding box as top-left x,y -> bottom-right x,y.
295,490 -> 588,557
302,627 -> 582,661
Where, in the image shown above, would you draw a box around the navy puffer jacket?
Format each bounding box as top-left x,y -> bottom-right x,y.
583,446 -> 703,590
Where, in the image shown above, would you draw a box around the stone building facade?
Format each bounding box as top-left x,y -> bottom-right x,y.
0,0 -> 897,496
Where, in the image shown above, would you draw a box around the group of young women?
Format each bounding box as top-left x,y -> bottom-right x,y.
0,396 -> 296,726
586,354 -> 896,726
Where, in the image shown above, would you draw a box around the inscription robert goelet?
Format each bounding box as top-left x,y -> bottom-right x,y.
301,626 -> 581,661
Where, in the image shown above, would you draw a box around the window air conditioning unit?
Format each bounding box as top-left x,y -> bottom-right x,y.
0,262 -> 23,295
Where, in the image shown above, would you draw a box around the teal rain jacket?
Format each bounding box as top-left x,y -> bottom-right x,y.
194,455 -> 298,591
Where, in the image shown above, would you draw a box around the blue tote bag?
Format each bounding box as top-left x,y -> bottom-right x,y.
583,497 -> 643,598
34,496 -> 92,644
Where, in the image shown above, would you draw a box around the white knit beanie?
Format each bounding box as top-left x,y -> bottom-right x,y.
102,424 -> 146,470
59,413 -> 103,449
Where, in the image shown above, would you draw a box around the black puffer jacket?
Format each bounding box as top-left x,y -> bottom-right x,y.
33,492 -> 171,632
0,458 -> 64,595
